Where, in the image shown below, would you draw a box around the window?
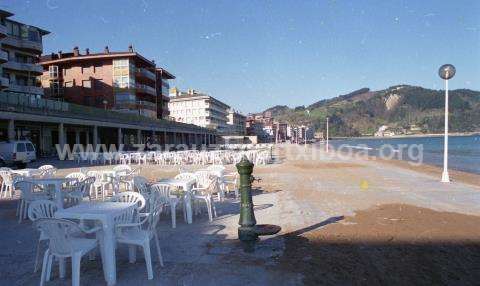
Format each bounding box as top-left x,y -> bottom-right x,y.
16,75 -> 27,86
65,81 -> 74,88
84,96 -> 93,106
93,63 -> 102,73
26,143 -> 35,152
49,66 -> 59,78
82,80 -> 91,88
28,28 -> 40,42
20,25 -> 28,39
2,49 -> 11,60
94,79 -> 103,90
113,58 -> 129,68
16,143 -> 26,152
113,75 -> 130,88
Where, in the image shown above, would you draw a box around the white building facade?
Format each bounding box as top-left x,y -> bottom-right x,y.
168,88 -> 230,133
226,109 -> 246,135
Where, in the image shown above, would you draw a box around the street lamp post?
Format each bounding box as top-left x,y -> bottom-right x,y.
326,116 -> 329,153
304,109 -> 310,148
438,64 -> 456,183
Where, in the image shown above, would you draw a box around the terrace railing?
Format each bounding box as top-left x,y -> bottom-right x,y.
0,91 -> 210,132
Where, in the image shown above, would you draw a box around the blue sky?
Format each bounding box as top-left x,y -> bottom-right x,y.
2,0 -> 479,113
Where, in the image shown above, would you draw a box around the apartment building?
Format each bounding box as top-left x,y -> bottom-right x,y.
0,9 -> 49,97
226,109 -> 246,135
40,46 -> 174,119
156,68 -> 174,118
169,88 -> 230,133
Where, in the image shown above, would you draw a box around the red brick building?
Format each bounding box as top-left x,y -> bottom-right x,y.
40,46 -> 174,119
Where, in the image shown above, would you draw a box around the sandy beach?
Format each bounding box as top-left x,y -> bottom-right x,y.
2,144 -> 480,285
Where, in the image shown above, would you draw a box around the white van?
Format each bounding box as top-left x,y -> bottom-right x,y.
0,140 -> 37,167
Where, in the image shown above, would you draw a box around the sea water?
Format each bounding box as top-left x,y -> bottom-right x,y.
328,135 -> 480,174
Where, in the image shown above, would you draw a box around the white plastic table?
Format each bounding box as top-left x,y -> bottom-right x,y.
55,202 -> 136,286
158,178 -> 196,224
26,177 -> 76,209
11,168 -> 41,177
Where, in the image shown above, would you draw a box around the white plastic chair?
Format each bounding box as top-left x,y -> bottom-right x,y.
0,168 -> 15,198
133,176 -> 151,200
64,172 -> 86,190
133,176 -> 149,193
38,165 -> 57,178
115,203 -> 164,280
65,177 -> 95,205
195,171 -> 224,201
174,172 -> 196,181
222,172 -> 239,198
191,176 -> 218,222
38,165 -> 55,172
118,168 -> 139,192
65,172 -> 86,181
113,164 -> 132,175
28,200 -> 58,273
35,218 -> 99,286
110,191 -> 146,211
15,180 -> 50,223
86,171 -> 108,200
150,183 -> 182,228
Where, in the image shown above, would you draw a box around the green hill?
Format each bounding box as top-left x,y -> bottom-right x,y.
267,85 -> 480,137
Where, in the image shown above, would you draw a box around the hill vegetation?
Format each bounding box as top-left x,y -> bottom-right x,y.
266,85 -> 480,137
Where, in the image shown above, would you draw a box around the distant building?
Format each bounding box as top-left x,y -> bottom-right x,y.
40,45 -> 174,119
226,109 -> 246,135
168,88 -> 230,133
0,9 -> 50,97
314,131 -> 324,140
375,125 -> 395,137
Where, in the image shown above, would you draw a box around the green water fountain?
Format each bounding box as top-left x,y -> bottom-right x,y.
236,155 -> 281,250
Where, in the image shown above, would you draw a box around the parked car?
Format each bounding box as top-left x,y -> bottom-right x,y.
0,140 -> 37,168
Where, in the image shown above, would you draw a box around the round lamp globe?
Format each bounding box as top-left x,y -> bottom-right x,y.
438,64 -> 456,80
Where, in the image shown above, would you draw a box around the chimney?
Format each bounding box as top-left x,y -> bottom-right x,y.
128,44 -> 134,52
58,50 -> 63,58
104,46 -> 110,54
73,46 -> 80,56
85,48 -> 90,55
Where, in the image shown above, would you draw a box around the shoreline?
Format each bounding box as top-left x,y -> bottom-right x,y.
372,154 -> 480,188
322,145 -> 480,187
330,132 -> 479,140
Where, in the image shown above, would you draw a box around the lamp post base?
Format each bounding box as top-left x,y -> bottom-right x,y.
441,171 -> 450,183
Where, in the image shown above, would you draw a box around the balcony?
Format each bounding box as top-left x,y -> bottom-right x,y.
7,84 -> 44,95
0,77 -> 9,88
2,36 -> 43,53
136,84 -> 156,96
3,61 -> 43,74
136,68 -> 156,82
0,51 -> 8,63
0,24 -> 6,38
137,100 -> 157,111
